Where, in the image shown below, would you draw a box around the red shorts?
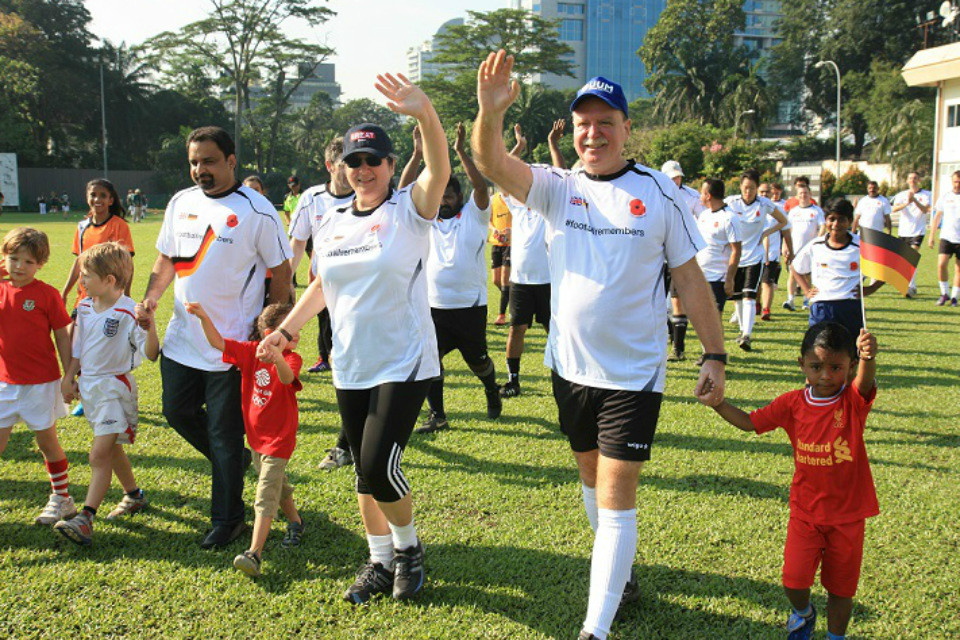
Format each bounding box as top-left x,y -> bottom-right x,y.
782,517 -> 865,598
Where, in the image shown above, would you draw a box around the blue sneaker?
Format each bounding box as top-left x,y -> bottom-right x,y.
787,605 -> 816,640
71,403 -> 84,417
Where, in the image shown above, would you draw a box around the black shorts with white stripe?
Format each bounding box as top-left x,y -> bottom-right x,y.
728,263 -> 764,301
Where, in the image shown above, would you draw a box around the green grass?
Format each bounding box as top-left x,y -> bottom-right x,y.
0,211 -> 957,638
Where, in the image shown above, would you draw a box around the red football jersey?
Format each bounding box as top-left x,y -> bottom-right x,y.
222,339 -> 302,459
751,383 -> 879,525
0,279 -> 72,384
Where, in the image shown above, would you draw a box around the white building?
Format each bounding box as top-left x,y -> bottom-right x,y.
406,18 -> 464,83
902,41 -> 960,196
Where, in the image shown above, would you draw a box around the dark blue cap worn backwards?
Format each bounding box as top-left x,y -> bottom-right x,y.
570,77 -> 629,118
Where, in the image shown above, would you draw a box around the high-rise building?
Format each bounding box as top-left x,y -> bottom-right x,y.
407,18 -> 465,82
289,62 -> 342,109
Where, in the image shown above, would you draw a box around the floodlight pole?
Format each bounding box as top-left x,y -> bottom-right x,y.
100,63 -> 109,178
816,60 -> 841,174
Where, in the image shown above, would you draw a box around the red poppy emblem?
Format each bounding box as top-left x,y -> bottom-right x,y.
850,261 -> 858,270
629,199 -> 646,217
226,214 -> 238,228
370,224 -> 381,233
714,221 -> 719,228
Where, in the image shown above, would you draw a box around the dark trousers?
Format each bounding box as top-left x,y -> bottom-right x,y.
161,354 -> 245,526
317,308 -> 333,362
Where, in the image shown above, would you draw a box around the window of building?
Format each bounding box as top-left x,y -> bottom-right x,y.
949,104 -> 959,128
559,18 -> 583,41
558,2 -> 585,15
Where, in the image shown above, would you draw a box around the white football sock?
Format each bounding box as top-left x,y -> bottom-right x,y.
367,533 -> 394,567
389,520 -> 418,550
582,508 -> 637,640
940,281 -> 949,295
952,286 -> 960,300
742,300 -> 757,336
582,484 -> 598,533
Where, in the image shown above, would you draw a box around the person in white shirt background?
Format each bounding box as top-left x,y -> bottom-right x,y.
852,180 -> 892,235
891,171 -> 932,298
928,170 -> 960,306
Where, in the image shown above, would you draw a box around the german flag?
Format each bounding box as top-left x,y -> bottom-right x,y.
859,227 -> 921,295
171,226 -> 217,278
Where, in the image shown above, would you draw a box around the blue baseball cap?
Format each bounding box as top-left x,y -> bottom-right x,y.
570,77 -> 629,118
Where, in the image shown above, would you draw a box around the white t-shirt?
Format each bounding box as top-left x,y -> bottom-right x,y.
156,184 -> 292,371
792,233 -> 862,303
788,204 -> 825,253
892,189 -> 932,237
313,186 -> 440,389
526,161 -> 704,392
764,215 -> 789,262
724,195 -> 780,267
934,190 -> 960,244
289,183 -> 354,243
679,183 -> 706,218
854,195 -> 891,232
72,296 -> 147,376
696,207 -> 742,281
506,195 -> 551,285
427,194 -> 491,308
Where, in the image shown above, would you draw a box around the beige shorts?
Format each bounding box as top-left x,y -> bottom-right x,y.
79,374 -> 138,444
0,380 -> 67,430
252,452 -> 294,519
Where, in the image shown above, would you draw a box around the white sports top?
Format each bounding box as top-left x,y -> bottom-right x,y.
427,194 -> 491,308
725,194 -> 780,267
792,234 -> 862,303
788,204 -> 825,253
156,184 -> 292,371
892,189 -> 932,237
72,296 -> 147,376
696,207 -> 742,281
934,190 -> 960,244
506,195 -> 551,285
854,195 -> 891,232
526,161 -> 704,392
313,186 -> 440,389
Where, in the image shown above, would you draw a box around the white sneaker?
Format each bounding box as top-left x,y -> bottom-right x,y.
35,494 -> 77,526
728,311 -> 739,325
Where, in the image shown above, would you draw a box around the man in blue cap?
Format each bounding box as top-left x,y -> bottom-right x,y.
472,51 -> 728,640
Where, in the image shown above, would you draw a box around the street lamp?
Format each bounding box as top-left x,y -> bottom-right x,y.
815,60 -> 841,174
734,109 -> 756,139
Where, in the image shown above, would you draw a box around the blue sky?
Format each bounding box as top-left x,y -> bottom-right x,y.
86,0 -> 505,102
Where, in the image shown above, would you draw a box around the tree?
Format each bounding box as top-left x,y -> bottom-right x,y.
640,0 -> 749,126
143,0 -> 334,166
431,8 -> 575,79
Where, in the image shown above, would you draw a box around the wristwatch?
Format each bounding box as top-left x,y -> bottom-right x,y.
701,353 -> 728,365
278,328 -> 293,342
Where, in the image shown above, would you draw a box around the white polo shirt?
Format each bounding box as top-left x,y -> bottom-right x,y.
427,194 -> 491,309
72,296 -> 147,376
934,190 -> 960,244
792,233 -> 862,303
526,161 -> 704,392
313,186 -> 440,389
506,195 -> 551,285
696,207 -> 742,281
892,189 -> 932,237
788,204 -> 825,253
854,195 -> 891,232
156,184 -> 292,371
725,195 -> 780,267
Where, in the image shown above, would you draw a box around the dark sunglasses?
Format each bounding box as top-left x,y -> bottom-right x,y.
344,154 -> 384,169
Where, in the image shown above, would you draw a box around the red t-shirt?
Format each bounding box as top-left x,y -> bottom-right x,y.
750,383 -> 879,525
0,279 -> 72,384
222,339 -> 302,459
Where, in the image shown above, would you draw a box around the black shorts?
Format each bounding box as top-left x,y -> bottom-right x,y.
305,235 -> 314,257
764,260 -> 782,285
728,263 -> 764,300
939,239 -> 960,258
431,305 -> 488,364
510,283 -> 551,327
551,372 -> 662,462
491,245 -> 511,269
709,280 -> 727,313
900,234 -> 924,249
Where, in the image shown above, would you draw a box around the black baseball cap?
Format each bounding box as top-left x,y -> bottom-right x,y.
287,175 -> 299,185
342,123 -> 393,161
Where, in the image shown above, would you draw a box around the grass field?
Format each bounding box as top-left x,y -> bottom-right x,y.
0,210 -> 957,639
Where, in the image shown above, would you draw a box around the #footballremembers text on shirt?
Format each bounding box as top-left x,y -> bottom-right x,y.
564,218 -> 645,237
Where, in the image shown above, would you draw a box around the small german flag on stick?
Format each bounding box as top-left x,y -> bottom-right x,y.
859,227 -> 921,295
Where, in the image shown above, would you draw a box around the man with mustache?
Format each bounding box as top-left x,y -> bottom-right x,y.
138,126 -> 292,549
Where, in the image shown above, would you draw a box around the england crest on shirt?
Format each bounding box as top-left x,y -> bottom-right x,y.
103,317 -> 120,337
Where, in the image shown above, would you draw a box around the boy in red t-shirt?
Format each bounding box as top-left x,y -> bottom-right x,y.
186,301 -> 304,578
0,228 -> 78,525
704,321 -> 878,640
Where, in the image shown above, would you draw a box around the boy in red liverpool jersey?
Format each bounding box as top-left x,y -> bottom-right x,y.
702,321 -> 878,640
186,301 -> 304,577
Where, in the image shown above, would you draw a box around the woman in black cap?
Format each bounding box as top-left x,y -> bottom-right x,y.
259,73 -> 449,604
